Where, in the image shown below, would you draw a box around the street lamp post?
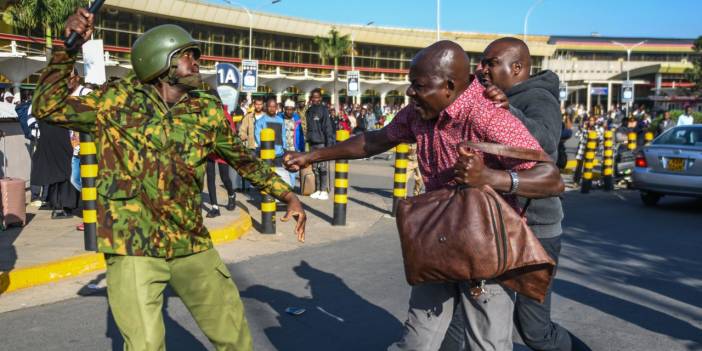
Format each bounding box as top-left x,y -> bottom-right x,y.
351,21 -> 374,71
436,0 -> 440,41
523,0 -> 544,42
351,21 -> 374,104
612,40 -> 646,116
223,0 -> 281,60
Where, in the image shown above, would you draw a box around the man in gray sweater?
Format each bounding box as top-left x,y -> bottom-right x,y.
441,37 -> 590,351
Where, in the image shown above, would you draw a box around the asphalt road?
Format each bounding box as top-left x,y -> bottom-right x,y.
0,163 -> 700,350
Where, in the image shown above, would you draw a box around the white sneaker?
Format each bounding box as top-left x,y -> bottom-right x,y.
318,191 -> 329,200
310,191 -> 320,199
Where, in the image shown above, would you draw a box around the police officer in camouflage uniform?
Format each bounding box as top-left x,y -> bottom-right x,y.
32,8 -> 307,351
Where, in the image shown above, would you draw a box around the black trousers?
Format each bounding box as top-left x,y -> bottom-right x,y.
47,180 -> 79,213
440,235 -> 590,351
310,144 -> 329,192
206,159 -> 235,206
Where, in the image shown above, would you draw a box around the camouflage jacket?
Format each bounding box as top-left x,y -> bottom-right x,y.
33,49 -> 292,258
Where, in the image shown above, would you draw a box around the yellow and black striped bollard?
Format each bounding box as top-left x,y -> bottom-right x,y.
644,131 -> 654,145
392,143 -> 409,216
260,128 -> 276,234
333,130 -> 350,226
581,130 -> 598,194
79,134 -> 98,251
602,130 -> 615,191
627,132 -> 637,152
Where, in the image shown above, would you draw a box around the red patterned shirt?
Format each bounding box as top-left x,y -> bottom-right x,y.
385,78 -> 542,207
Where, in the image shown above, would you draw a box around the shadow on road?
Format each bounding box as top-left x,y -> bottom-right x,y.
555,279 -> 702,347
560,190 -> 702,347
240,260 -> 403,350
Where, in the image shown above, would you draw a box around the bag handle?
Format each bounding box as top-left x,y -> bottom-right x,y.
462,141 -> 552,163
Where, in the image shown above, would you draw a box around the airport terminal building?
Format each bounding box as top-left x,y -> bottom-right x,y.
1,0 -> 699,112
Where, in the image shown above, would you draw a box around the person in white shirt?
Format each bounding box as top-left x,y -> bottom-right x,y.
677,106 -> 695,126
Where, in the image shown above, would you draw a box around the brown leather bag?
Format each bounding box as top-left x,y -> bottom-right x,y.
395,142 -> 557,303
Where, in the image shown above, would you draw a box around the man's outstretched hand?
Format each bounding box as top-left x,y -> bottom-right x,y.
281,192 -> 307,242
283,151 -> 313,172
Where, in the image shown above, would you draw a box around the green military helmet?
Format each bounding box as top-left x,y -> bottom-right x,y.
130,24 -> 201,82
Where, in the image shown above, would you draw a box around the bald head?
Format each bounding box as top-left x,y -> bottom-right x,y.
406,40 -> 472,120
480,37 -> 532,91
411,40 -> 471,89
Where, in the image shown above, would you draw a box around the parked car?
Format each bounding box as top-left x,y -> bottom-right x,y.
632,125 -> 702,206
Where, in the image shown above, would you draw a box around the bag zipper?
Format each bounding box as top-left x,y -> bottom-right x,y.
486,191 -> 508,274
485,193 -> 503,275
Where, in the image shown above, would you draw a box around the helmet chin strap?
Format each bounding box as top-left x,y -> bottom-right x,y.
159,53 -> 202,91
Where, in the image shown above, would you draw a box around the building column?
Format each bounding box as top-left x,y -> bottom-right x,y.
655,73 -> 662,96
586,83 -> 592,115
380,92 -> 388,109
276,91 -> 283,103
12,82 -> 21,102
607,82 -> 613,112
404,95 -> 410,106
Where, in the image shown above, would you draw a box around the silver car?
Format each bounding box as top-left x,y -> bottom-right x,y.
632,125 -> 702,206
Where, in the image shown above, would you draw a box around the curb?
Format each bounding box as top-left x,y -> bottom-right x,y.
0,212 -> 252,295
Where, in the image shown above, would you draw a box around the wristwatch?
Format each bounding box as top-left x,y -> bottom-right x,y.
506,170 -> 519,195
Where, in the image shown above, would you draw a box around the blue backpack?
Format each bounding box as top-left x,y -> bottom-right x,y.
15,102 -> 33,140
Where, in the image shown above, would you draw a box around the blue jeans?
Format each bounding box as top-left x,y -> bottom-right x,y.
70,156 -> 81,191
289,171 -> 298,189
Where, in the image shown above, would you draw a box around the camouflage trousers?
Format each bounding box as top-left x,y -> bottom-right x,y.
106,249 -> 252,351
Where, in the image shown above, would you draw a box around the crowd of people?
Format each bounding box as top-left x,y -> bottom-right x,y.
561,102 -> 699,184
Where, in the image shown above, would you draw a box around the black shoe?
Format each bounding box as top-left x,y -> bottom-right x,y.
226,195 -> 236,211
51,210 -> 71,219
206,208 -> 221,218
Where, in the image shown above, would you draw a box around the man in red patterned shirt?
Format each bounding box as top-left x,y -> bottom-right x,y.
284,40 -> 564,350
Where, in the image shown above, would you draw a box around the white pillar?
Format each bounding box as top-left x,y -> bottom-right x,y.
607,82 -> 613,112
586,83 -> 592,115
380,92 -> 388,109
304,92 -> 310,102
276,91 -> 283,103
332,91 -> 337,109
404,95 -> 410,107
12,82 -> 21,102
655,73 -> 662,95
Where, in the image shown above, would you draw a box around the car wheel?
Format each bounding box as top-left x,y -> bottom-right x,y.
640,191 -> 662,206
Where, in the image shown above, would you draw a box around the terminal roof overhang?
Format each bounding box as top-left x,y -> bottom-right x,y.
104,0 -> 557,56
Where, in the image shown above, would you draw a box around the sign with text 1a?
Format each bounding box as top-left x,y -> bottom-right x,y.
241,59 -> 259,93
215,63 -> 241,114
216,62 -> 240,88
347,70 -> 360,97
621,80 -> 634,103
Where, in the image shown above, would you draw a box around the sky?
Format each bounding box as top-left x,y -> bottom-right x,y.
208,0 -> 701,39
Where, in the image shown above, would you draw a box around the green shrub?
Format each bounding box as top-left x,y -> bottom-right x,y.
649,110 -> 702,132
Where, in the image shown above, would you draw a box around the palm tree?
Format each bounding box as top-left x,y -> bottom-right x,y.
3,0 -> 86,54
314,27 -> 351,112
